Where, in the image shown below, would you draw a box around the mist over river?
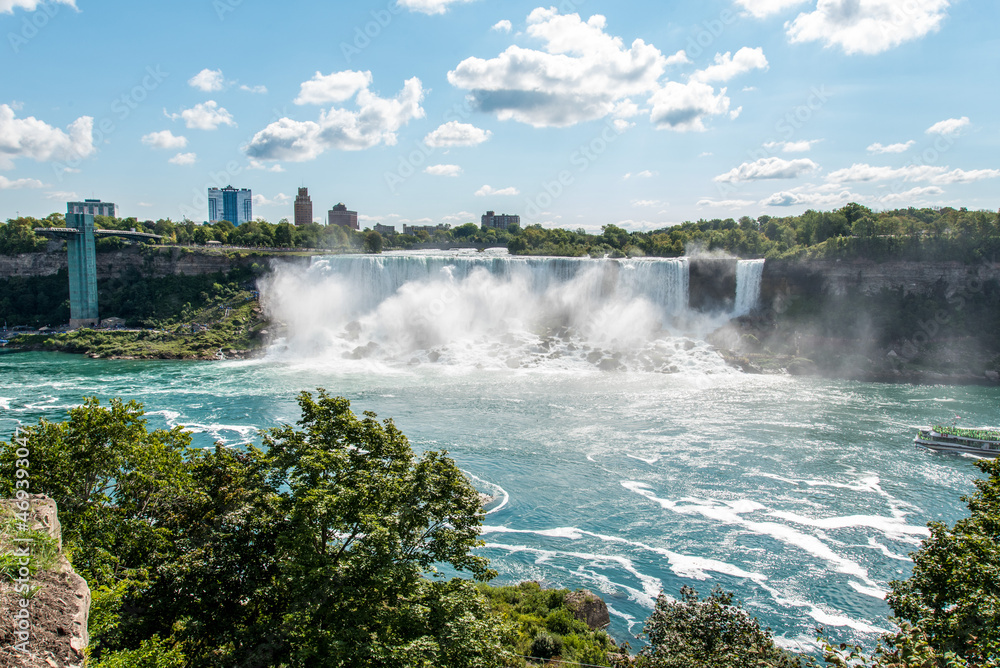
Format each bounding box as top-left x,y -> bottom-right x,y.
1,251 -> 996,652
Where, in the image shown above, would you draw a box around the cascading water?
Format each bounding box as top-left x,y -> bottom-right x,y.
261,251 -> 730,373
734,259 -> 765,317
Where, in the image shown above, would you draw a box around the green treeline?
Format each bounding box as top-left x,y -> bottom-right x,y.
506,204 -> 1000,262
5,204 -> 998,262
3,395 -> 1000,667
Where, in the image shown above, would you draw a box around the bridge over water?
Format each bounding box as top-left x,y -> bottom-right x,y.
36,213 -> 162,328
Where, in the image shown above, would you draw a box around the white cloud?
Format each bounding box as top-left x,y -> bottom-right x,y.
295,70 -> 373,105
425,164 -> 463,176
168,152 -> 197,165
245,77 -> 425,161
730,106 -> 743,120
926,116 -> 969,135
0,174 -> 44,189
491,19 -> 512,32
189,68 -> 226,92
137,202 -> 153,207
0,104 -> 95,169
253,193 -> 293,207
715,157 -> 819,182
878,186 -> 944,204
248,159 -> 285,172
734,0 -> 809,18
141,130 -> 188,150
697,198 -> 756,208
442,211 -> 475,221
786,0 -> 951,55
665,50 -> 692,67
632,199 -> 665,208
827,163 -> 1000,185
448,8 -> 670,128
649,81 -> 731,132
475,185 -> 519,196
763,139 -> 822,153
45,190 -> 77,200
240,84 -> 268,94
398,0 -> 474,14
424,121 -> 492,147
690,47 -> 768,84
759,187 -> 858,208
0,0 -> 75,13
165,101 -> 236,130
867,140 -> 915,154
623,170 -> 657,179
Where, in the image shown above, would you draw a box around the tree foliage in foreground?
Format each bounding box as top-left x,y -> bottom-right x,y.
616,585 -> 801,668
0,391 -> 514,668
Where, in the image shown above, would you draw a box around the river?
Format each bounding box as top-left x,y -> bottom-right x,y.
1,251 -> 995,652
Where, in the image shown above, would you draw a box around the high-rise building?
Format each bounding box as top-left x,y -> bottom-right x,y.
481,211 -> 520,230
208,186 -> 252,225
294,187 -> 313,226
68,199 -> 117,218
328,203 -> 359,230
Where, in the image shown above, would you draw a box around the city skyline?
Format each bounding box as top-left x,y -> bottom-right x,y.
1,0 -> 998,232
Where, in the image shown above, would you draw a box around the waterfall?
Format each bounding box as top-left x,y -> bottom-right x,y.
734,259 -> 765,316
257,251 -> 733,373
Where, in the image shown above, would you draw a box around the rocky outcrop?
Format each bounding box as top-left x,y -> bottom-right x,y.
760,259 -> 1000,305
565,589 -> 611,630
0,496 -> 90,668
0,247 -> 314,280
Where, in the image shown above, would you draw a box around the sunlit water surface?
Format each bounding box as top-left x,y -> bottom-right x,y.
2,351 -> 995,652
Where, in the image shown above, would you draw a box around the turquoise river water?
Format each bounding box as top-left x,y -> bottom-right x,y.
1,252 -> 997,653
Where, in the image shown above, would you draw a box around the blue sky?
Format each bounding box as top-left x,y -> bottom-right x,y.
1,0 -> 998,231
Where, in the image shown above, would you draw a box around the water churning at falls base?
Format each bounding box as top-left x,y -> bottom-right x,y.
262,251 -> 746,373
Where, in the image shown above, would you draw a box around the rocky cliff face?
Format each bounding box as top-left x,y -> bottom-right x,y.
0,496 -> 90,668
0,247 -> 312,280
760,259 -> 1000,306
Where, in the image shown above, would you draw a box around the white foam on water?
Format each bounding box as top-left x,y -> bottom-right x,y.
464,471 -> 510,515
760,583 -> 892,635
848,581 -> 887,600
768,510 -> 930,540
605,604 -> 641,634
626,453 -> 661,465
481,524 -> 766,583
0,398 -> 11,410
145,409 -> 182,426
773,634 -> 824,654
622,481 -> 884,590
180,422 -> 259,444
864,537 -> 913,562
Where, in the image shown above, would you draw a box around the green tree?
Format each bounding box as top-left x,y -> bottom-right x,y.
261,390 -> 501,666
622,586 -> 800,668
363,229 -> 383,253
886,458 -> 1000,665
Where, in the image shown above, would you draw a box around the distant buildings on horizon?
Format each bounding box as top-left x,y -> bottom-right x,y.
49,191 -> 519,236
328,203 -> 358,230
208,186 -> 252,225
482,211 -> 519,231
294,188 -> 312,226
